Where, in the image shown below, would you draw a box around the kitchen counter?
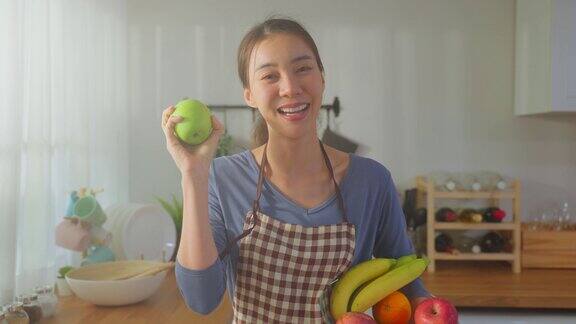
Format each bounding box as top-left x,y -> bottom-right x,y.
421,261 -> 576,308
40,270 -> 233,324
40,261 -> 576,323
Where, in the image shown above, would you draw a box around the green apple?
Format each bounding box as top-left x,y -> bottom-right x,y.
173,98 -> 213,145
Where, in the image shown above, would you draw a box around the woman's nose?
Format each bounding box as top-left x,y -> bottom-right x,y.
278,74 -> 303,97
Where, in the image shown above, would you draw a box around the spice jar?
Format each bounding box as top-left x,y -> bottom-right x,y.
14,296 -> 40,324
23,295 -> 42,324
4,302 -> 29,324
1,309 -> 9,324
34,286 -> 57,318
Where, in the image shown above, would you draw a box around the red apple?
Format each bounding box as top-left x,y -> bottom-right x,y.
335,312 -> 377,324
414,297 -> 458,324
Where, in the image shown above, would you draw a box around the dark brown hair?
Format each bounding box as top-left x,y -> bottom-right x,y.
237,17 -> 325,148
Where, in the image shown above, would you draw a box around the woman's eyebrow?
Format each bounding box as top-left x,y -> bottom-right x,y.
255,55 -> 313,72
291,54 -> 313,64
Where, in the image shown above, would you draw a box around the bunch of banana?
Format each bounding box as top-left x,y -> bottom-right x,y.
329,258 -> 396,320
329,254 -> 429,320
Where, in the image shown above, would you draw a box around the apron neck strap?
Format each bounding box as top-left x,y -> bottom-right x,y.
319,140 -> 347,221
252,139 -> 348,222
219,140 -> 349,259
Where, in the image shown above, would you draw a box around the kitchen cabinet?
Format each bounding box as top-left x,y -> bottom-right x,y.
515,0 -> 576,115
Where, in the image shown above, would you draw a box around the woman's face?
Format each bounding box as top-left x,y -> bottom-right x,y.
244,33 -> 325,142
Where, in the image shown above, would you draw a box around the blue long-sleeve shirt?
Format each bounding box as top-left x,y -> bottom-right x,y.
176,150 -> 429,315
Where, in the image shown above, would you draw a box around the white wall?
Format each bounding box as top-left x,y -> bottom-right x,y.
127,0 -> 576,219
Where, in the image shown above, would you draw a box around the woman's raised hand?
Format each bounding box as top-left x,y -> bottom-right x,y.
161,105 -> 225,178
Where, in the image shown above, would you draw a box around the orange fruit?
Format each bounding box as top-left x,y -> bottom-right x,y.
372,291 -> 412,324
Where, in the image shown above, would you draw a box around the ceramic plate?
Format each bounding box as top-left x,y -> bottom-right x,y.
122,205 -> 176,262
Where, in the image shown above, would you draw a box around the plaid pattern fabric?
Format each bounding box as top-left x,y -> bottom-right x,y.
233,211 -> 356,323
318,282 -> 336,324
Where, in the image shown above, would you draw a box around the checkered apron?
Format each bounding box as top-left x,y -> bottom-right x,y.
219,141 -> 356,323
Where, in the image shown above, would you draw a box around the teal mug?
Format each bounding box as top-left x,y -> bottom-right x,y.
65,191 -> 78,217
74,196 -> 107,227
81,245 -> 116,266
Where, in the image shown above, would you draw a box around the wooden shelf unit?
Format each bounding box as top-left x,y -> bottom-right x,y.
416,176 -> 522,273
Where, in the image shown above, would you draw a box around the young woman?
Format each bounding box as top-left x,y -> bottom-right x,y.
162,18 -> 430,323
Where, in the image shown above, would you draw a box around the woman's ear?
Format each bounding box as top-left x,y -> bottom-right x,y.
243,88 -> 256,109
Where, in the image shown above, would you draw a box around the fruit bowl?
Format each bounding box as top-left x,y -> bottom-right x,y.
65,260 -> 169,306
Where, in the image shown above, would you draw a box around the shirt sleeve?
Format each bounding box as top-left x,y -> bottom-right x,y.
175,160 -> 228,315
372,170 -> 431,300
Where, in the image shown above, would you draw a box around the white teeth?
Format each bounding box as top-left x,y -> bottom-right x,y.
278,104 -> 308,114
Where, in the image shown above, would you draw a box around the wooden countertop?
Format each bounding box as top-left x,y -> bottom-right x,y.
41,270 -> 233,324
421,261 -> 576,309
41,261 -> 576,323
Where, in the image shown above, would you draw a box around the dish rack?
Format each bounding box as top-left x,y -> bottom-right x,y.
415,176 -> 522,273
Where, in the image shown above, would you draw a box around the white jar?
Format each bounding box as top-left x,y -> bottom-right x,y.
34,286 -> 57,318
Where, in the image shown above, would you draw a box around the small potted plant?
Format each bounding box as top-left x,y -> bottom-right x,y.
154,133 -> 233,261
56,265 -> 75,296
155,195 -> 183,261
215,133 -> 233,157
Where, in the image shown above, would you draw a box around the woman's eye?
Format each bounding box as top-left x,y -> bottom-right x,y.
262,74 -> 277,81
297,66 -> 312,73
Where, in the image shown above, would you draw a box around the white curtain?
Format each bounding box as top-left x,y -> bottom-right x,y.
0,0 -> 129,303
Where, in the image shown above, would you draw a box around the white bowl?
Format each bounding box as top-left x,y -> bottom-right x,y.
66,261 -> 168,306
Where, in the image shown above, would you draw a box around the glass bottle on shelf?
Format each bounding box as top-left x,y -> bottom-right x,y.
458,208 -> 483,223
477,171 -> 507,191
471,244 -> 482,254
471,179 -> 482,191
458,173 -> 482,191
428,171 -> 462,191
460,234 -> 477,253
495,177 -> 507,190
429,172 -> 448,191
444,178 -> 457,191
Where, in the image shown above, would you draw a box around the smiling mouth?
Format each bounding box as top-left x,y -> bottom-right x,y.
277,104 -> 309,115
